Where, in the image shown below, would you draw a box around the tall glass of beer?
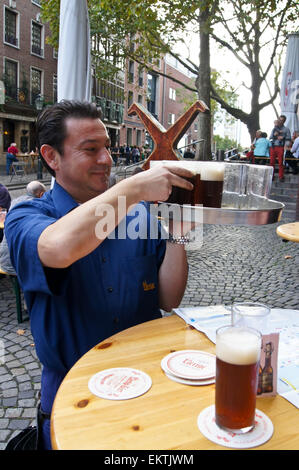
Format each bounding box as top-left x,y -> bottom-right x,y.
200,162 -> 224,207
215,325 -> 262,433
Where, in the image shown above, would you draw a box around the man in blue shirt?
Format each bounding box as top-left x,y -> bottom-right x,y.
5,100 -> 194,449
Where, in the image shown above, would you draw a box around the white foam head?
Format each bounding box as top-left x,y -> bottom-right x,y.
216,327 -> 261,365
150,160 -> 225,179
200,162 -> 224,181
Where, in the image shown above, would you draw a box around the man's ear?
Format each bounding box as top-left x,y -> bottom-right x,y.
40,144 -> 60,172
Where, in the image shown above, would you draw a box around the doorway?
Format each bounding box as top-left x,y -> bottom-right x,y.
3,120 -> 15,151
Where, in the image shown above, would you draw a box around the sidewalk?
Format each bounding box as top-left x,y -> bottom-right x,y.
0,174 -> 298,449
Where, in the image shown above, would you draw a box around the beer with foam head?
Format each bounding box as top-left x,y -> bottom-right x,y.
215,326 -> 261,433
200,163 -> 224,207
150,161 -> 224,207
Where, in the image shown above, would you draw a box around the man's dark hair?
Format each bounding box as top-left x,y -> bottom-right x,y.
36,100 -> 102,176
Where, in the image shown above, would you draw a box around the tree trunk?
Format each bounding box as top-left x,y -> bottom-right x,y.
196,10 -> 212,161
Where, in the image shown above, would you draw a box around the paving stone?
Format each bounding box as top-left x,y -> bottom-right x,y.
8,419 -> 30,430
4,408 -> 23,418
0,419 -> 9,429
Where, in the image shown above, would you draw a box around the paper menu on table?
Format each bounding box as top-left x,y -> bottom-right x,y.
278,364 -> 299,408
173,305 -> 231,343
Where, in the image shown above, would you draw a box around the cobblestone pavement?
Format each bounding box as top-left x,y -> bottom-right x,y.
0,180 -> 298,449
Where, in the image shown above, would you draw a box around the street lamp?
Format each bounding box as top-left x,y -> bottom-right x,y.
35,94 -> 44,179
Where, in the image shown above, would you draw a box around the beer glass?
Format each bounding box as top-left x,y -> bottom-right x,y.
232,301 -> 270,334
215,325 -> 262,433
200,162 -> 224,207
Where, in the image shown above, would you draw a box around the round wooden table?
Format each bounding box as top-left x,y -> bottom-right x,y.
51,315 -> 298,450
276,222 -> 299,242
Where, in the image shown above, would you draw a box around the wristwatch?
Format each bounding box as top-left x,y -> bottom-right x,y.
167,233 -> 190,245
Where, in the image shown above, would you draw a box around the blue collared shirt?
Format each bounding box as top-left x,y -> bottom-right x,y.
5,182 -> 166,374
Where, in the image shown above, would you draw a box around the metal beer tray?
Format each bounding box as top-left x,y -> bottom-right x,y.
156,196 -> 284,226
202,198 -> 284,225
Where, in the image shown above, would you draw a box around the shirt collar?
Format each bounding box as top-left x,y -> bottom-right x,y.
51,181 -> 79,217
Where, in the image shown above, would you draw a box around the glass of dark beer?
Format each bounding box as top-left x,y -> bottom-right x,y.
215,325 -> 262,433
200,162 -> 225,207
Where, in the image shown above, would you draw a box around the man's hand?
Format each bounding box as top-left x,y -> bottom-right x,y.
130,164 -> 194,203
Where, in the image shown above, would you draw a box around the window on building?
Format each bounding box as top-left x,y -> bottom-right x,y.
147,73 -> 157,116
126,128 -> 132,146
138,94 -> 143,104
138,68 -> 143,87
169,87 -> 176,101
4,59 -> 18,100
168,113 -> 175,125
136,129 -> 142,147
128,61 -> 134,83
127,91 -> 133,109
31,68 -> 42,104
31,21 -> 44,57
4,8 -> 19,47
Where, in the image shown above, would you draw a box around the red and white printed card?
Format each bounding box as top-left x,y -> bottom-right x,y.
88,367 -> 152,400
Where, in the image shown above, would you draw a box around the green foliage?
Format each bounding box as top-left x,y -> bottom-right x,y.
213,134 -> 241,151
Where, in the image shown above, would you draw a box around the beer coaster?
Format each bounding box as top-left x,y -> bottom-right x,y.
197,405 -> 274,449
164,371 -> 215,386
161,350 -> 216,380
88,367 -> 152,400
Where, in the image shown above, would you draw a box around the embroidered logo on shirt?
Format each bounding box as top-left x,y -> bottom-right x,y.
143,280 -> 155,291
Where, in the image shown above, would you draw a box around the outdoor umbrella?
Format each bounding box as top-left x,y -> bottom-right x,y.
57,0 -> 91,102
50,0 -> 92,186
280,32 -> 299,135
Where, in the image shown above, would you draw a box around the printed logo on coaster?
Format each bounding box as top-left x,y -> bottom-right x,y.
161,350 -> 216,380
197,405 -> 274,449
88,367 -> 152,400
165,371 -> 215,386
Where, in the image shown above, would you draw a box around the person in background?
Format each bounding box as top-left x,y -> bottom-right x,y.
253,131 -> 270,165
0,184 -> 11,212
183,147 -> 195,159
289,130 -> 299,175
246,130 -> 262,164
6,142 -> 20,175
0,184 -> 11,243
131,145 -> 140,163
269,115 -> 291,181
0,181 -> 46,274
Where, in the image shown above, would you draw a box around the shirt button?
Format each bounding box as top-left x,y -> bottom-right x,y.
107,287 -> 113,293
102,256 -> 107,263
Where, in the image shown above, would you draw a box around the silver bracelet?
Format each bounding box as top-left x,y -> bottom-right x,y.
167,233 -> 190,245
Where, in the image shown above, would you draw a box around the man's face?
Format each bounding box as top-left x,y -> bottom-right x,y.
55,117 -> 112,203
279,117 -> 285,126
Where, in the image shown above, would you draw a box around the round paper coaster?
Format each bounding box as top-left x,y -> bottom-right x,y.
161,350 -> 216,380
197,405 -> 274,449
88,367 -> 152,400
165,371 -> 215,386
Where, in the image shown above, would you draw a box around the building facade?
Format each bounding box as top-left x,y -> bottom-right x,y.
0,0 -> 57,165
0,1 -> 198,168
